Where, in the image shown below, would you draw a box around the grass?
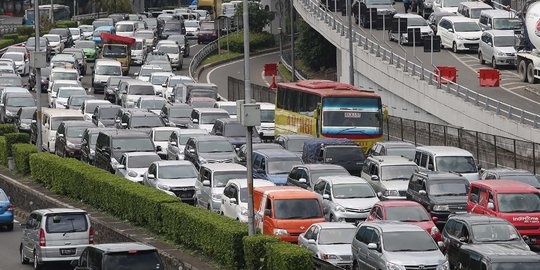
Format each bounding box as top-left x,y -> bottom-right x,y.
201,52 -> 242,66
278,63 -> 293,82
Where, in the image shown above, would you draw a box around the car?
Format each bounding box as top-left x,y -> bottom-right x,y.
210,118 -> 261,150
47,80 -> 82,107
190,107 -> 230,132
274,134 -> 313,157
92,104 -> 121,127
150,127 -> 180,159
49,28 -> 74,47
63,48 -> 87,75
81,100 -> 111,121
115,152 -> 161,183
479,9 -> 521,32
104,76 -> 128,103
54,86 -> 87,109
15,107 -> 36,133
221,178 -> 275,222
235,143 -> 284,166
49,68 -> 81,86
189,97 -> 217,108
184,19 -> 200,38
303,138 -> 366,176
480,168 -> 540,189
43,34 -> 64,55
0,87 -> 29,107
78,24 -> 94,40
161,20 -> 185,39
427,11 -> 459,34
0,65 -> 17,75
0,188 -> 13,231
115,21 -> 138,38
92,59 -> 123,94
457,1 -> 493,21
94,130 -> 155,173
136,96 -> 168,115
196,163 -> 247,212
442,214 -> 529,268
39,108 -> 84,153
432,0 -> 464,14
164,75 -> 194,100
298,222 -> 357,268
131,38 -> 147,65
361,156 -> 418,200
117,79 -> 155,108
25,37 -> 51,61
72,243 -> 164,270
73,40 -> 98,62
155,44 -> 183,70
145,51 -> 170,65
478,30 -> 517,68
367,200 -> 441,241
135,65 -> 163,82
314,176 -> 379,223
438,16 -> 482,53
50,53 -> 79,73
0,59 -> 16,74
167,34 -> 190,57
367,141 -> 416,160
144,160 -> 198,203
160,103 -> 193,128
93,26 -> 116,46
184,135 -> 237,170
55,121 -> 96,158
197,21 -> 218,43
451,243 -> 540,270
252,148 -> 304,185
414,146 -> 480,182
20,208 -> 92,269
1,52 -> 29,76
80,127 -> 115,165
134,29 -> 157,49
165,128 -> 208,160
389,13 -> 433,45
351,221 -> 447,270
149,71 -> 174,95
0,92 -> 35,124
0,73 -> 24,89
66,95 -> 96,110
287,164 -> 350,190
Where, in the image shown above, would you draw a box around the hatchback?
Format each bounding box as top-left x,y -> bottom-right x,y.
115,152 -> 161,183
72,243 -> 164,270
144,160 -> 198,203
299,222 -> 356,268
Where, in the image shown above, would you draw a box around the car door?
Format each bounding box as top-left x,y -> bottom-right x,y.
262,197 -> 274,236
484,33 -> 494,61
297,168 -> 310,189
201,168 -> 213,208
184,140 -> 196,164
287,167 -> 300,187
352,225 -> 372,269
221,184 -> 234,217
365,228 -> 382,270
167,132 -> 178,159
146,163 -> 157,187
437,19 -> 448,46
22,213 -> 37,257
115,155 -> 127,177
447,220 -> 468,265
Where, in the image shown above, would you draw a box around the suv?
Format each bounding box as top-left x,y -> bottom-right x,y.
184,135 -> 236,169
144,160 -> 198,204
442,214 -> 529,268
117,110 -> 165,130
92,104 -> 121,127
195,163 -> 247,212
414,146 -> 480,182
190,107 -> 230,132
287,164 -> 350,189
361,156 -> 418,200
452,243 -> 540,269
221,178 -> 275,222
407,171 -> 469,224
480,168 -> 540,189
367,141 -> 416,160
80,127 -> 115,165
252,149 -> 304,186
302,138 -> 366,176
478,30 -> 516,68
72,243 -> 164,270
94,130 -> 155,173
351,221 -> 447,270
55,121 -> 96,158
20,208 -> 92,269
210,118 -> 261,150
118,79 -> 155,108
92,59 -> 123,94
160,103 -> 193,128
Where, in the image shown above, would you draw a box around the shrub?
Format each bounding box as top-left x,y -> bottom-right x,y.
3,34 -> 18,41
0,124 -> 17,136
221,32 -> 275,53
243,235 -> 280,270
265,242 -> 313,270
12,144 -> 37,175
80,18 -> 95,25
17,26 -> 34,36
56,20 -> 78,28
17,35 -> 29,43
0,39 -> 15,50
0,133 -> 30,166
161,203 -> 248,269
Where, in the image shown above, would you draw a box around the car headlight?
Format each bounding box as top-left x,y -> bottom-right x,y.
273,228 -> 288,236
386,262 -> 406,270
240,207 -> 248,216
433,205 -> 449,211
335,204 -> 346,212
49,137 -> 56,142
128,171 -> 138,177
383,190 -> 400,197
322,254 -> 339,260
456,35 -> 464,40
157,184 -> 170,190
496,51 -> 506,56
431,226 -> 440,236
212,193 -> 222,201
199,157 -> 207,164
436,261 -> 450,270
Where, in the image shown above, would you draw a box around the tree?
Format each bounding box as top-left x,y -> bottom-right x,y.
296,20 -> 336,70
234,2 -> 275,33
90,0 -> 133,13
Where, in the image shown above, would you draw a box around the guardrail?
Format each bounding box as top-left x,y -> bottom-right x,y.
281,49 -> 308,81
297,0 -> 540,129
188,39 -> 219,81
72,12 -> 107,21
0,24 -> 18,35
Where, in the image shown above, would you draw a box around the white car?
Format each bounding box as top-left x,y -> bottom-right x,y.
1,52 -> 29,76
134,29 -> 156,49
191,108 -> 230,132
43,34 -> 64,54
164,75 -> 194,100
81,100 -> 111,121
155,44 -> 183,70
433,0 -> 466,14
47,80 -> 82,107
54,86 -> 87,109
143,160 -> 198,203
478,30 -> 517,68
150,127 -> 181,159
255,102 -> 275,139
166,128 -> 208,160
135,65 -> 163,82
135,96 -> 168,115
40,108 -> 84,153
131,38 -> 147,65
220,178 -> 275,222
78,25 -> 94,40
49,68 -> 80,84
115,152 -> 161,183
438,16 -> 482,53
298,223 -> 357,267
69,27 -> 82,42
184,20 -> 200,39
149,72 -> 174,95
214,101 -> 237,119
0,87 -> 29,107
115,21 -> 138,38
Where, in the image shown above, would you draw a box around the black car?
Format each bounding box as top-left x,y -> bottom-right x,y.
28,67 -> 51,93
80,127 -> 115,165
92,104 -> 121,127
15,107 -> 36,133
183,135 -> 236,170
48,28 -> 74,47
72,243 -> 164,270
442,214 -> 529,268
160,103 -> 193,128
406,171 -> 469,225
209,118 -> 261,150
1,92 -> 36,124
104,76 -> 128,104
94,130 -> 155,173
55,121 -> 96,158
450,243 -> 540,270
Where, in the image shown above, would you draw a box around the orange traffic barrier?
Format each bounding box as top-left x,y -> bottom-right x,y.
435,66 -> 457,84
478,68 -> 500,87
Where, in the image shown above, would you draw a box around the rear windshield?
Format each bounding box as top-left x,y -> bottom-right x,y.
128,85 -> 154,95
45,213 -> 88,233
103,251 -> 164,270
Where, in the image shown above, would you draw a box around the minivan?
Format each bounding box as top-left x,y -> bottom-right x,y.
184,135 -> 237,169
94,130 -> 155,173
92,59 -> 122,94
254,186 -> 325,242
117,79 -> 155,108
40,108 -> 84,153
479,9 -> 521,32
195,163 -> 247,212
414,146 -> 480,182
457,1 -> 493,21
115,21 -> 138,38
72,243 -> 164,270
20,208 -> 92,269
252,149 -> 304,185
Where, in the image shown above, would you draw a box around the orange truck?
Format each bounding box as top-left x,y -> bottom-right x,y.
254,186 -> 325,243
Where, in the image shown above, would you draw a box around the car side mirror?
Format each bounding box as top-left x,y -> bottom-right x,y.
428,164 -> 434,171
70,260 -> 78,267
488,42 -> 492,47
419,190 -> 427,196
134,72 -> 139,76
156,145 -> 162,151
57,133 -> 64,137
371,175 -> 379,181
307,239 -> 316,245
31,119 -> 37,123
459,237 -> 468,243
147,173 -> 155,179
44,123 -> 49,129
487,23 -> 491,28
377,192 -> 382,198
202,180 -> 210,186
432,216 -> 439,223
448,29 -> 454,33
170,141 -> 177,146
192,118 -> 198,123
230,197 -> 237,204
121,90 -> 127,94
121,123 -> 127,127
488,202 -> 494,210
115,119 -> 121,123
264,209 -> 271,216
437,241 -> 444,250
322,194 -> 330,200
188,148 -> 195,153
116,164 -> 125,170
299,178 -> 307,184
162,83 -> 167,87
367,243 -> 378,250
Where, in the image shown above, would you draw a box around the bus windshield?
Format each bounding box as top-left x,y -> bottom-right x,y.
322,97 -> 382,129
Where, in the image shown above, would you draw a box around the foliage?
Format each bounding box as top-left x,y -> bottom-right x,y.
12,144 -> 37,175
0,133 -> 30,166
201,52 -> 242,66
0,137 -> 5,166
17,26 -> 34,36
90,0 -> 133,14
234,2 -> 275,33
221,32 -> 275,53
243,235 -> 281,270
80,18 -> 95,25
265,242 -> 314,270
0,40 -> 15,50
0,124 -> 17,136
56,20 -> 78,28
3,34 -> 18,41
278,63 -> 292,82
296,20 -> 336,70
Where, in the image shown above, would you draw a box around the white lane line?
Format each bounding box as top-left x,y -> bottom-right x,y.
500,82 -> 524,87
205,51 -> 281,84
507,85 -> 525,90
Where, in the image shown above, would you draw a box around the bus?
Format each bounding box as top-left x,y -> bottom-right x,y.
275,80 -> 384,152
23,4 -> 70,25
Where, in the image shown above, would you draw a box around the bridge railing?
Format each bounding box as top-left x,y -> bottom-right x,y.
72,12 -> 107,21
188,39 -> 219,81
297,0 -> 540,129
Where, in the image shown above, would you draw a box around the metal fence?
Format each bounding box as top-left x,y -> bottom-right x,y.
188,39 -> 219,81
72,12 -> 107,21
0,24 -> 17,35
228,77 -> 275,103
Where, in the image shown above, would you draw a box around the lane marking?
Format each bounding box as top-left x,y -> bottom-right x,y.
507,85 -> 526,90
205,51 -> 281,84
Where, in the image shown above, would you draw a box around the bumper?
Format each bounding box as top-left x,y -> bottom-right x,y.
455,40 -> 479,51
64,147 -> 81,158
131,56 -> 144,65
36,245 -> 88,262
332,211 -> 369,223
210,199 -> 221,212
494,56 -> 517,66
0,211 -> 14,224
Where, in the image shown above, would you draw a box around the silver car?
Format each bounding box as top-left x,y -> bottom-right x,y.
115,152 -> 161,183
298,222 -> 356,268
195,163 -> 247,212
166,128 -> 208,160
20,208 -> 92,269
478,30 -> 516,68
313,176 -> 379,223
352,221 -> 448,270
143,160 -> 198,204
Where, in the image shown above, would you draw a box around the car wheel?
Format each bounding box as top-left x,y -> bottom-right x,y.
518,60 -> 528,82
352,260 -> 359,270
33,252 -> 42,270
492,57 -> 498,69
452,42 -> 458,53
527,61 -> 538,84
478,51 -> 485,65
20,245 -> 29,264
446,254 -> 454,270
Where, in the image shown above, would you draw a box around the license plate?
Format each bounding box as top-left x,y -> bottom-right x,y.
60,248 -> 76,256
455,211 -> 467,214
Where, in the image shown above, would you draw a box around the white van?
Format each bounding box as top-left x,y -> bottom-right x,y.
479,9 -> 521,31
40,108 -> 84,152
457,2 -> 493,21
414,146 -> 480,182
115,21 -> 138,38
256,102 -> 275,139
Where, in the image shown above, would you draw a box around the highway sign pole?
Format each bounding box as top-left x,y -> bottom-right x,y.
34,0 -> 43,153
346,0 -> 354,85
290,0 -> 296,82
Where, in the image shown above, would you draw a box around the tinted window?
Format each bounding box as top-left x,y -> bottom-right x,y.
332,183 -> 376,199
385,206 -> 430,222
471,223 -> 520,242
198,140 -> 233,153
51,117 -> 83,130
268,158 -> 302,174
154,130 -> 174,141
158,165 -> 197,179
112,138 -> 154,151
100,108 -> 120,119
127,155 -> 161,168
103,251 -> 164,270
66,126 -> 89,138
6,97 -> 35,107
497,193 -> 540,213
436,156 -> 477,173
128,85 -> 154,95
318,228 -> 356,245
428,180 -> 468,196
324,147 -> 365,162
383,231 -> 438,252
130,116 -> 164,128
491,262 -> 540,270
273,199 -> 323,219
381,165 -> 417,181
169,108 -> 191,118
46,213 -> 88,233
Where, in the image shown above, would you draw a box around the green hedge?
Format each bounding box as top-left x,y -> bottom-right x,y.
221,32 -> 275,53
243,235 -> 281,270
17,26 -> 34,36
0,124 -> 17,136
80,18 -> 95,25
12,143 -> 37,175
0,39 -> 15,50
3,34 -> 18,41
161,203 -> 248,269
265,242 -> 313,270
0,133 -> 30,166
56,20 -> 78,28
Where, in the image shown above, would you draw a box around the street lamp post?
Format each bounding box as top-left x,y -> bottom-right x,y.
290,0 -> 296,82
34,0 -> 43,153
346,0 -> 354,85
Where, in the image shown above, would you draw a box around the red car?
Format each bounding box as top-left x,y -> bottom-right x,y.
367,200 -> 442,241
6,45 -> 30,60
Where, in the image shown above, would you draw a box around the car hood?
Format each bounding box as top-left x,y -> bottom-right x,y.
430,195 -> 468,205
158,177 -> 197,188
169,117 -> 191,126
199,151 -> 236,161
317,244 -> 353,257
385,250 -> 445,266
381,180 -> 409,191
455,31 -> 482,39
334,197 -> 379,210
495,46 -> 516,54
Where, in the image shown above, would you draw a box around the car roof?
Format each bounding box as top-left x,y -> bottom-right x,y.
202,163 -> 247,172
90,242 -> 157,253
151,127 -> 180,132
459,1 -> 492,8
99,130 -> 149,138
364,221 -> 426,232
482,168 -> 533,176
138,96 -> 166,101
60,121 -> 95,127
313,222 -> 357,229
123,152 -> 160,157
449,214 -> 510,225
277,134 -> 313,140
95,59 -> 121,65
416,146 -> 474,157
444,16 -> 479,23
472,180 -> 539,193
176,128 -> 207,134
150,72 -> 174,77
193,108 -> 228,113
227,178 -> 274,188
319,176 -> 368,185
216,101 -> 236,106
461,243 -> 540,259
255,186 -> 319,199
5,92 -> 33,98
368,155 -> 416,165
97,104 -> 121,109
416,171 -> 468,181
42,108 -> 84,117
375,141 -> 415,148
296,164 -> 346,171
376,200 -> 423,207
484,29 -> 515,36
154,160 -> 193,166
253,148 -> 299,158
84,100 -> 110,104
33,208 -> 86,215
480,9 -> 514,17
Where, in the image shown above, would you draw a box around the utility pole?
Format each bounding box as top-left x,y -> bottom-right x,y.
34,0 -> 43,153
290,0 -> 296,82
346,0 -> 354,85
50,0 -> 53,23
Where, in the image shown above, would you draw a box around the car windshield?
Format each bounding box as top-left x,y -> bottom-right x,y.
46,213 -> 87,233
198,140 -> 233,153
494,36 -> 515,47
428,181 -> 468,196
213,171 -> 246,187
0,68 -> 15,74
268,158 -> 302,174
287,139 -> 307,152
99,108 -> 119,119
201,113 -> 230,124
51,117 -> 83,130
444,0 -> 464,7
51,72 -> 78,81
58,89 -> 86,98
318,228 -> 356,245
69,96 -> 91,107
149,62 -> 172,72
261,109 -> 275,123
6,97 -> 34,107
471,223 -> 520,242
80,26 -> 93,32
128,85 -> 154,95
310,170 -> 349,183
497,193 -> 540,213
185,21 -> 199,27
274,199 -> 323,219
0,77 -> 22,86
408,17 -> 428,26
70,29 -> 80,35
19,109 -> 35,118
333,183 -> 375,199
223,124 -> 246,136
179,132 -> 206,144
159,46 -> 179,54
164,22 -> 182,31
45,35 -> 60,42
325,146 -> 365,162
170,108 -> 191,118
102,45 -> 127,57
200,23 -> 215,30
85,102 -> 108,113
190,90 -> 216,99
493,18 -> 521,30
322,97 -> 381,128
103,251 -> 164,270
504,175 -> 540,189
383,231 -> 438,252
151,75 -> 170,85
385,206 -> 431,221
66,126 -> 88,138
168,77 -> 192,87
140,99 -> 166,110
454,22 -> 481,32
491,262 -> 540,270
113,138 -> 154,151
381,165 -> 417,180
158,165 -> 197,179
131,116 -> 164,128
127,155 -> 161,168
436,156 -> 477,173
117,24 -> 134,32
133,41 -> 144,50
2,53 -> 23,61
218,105 -> 236,115
90,133 -> 98,146
26,38 -> 47,47
141,67 -> 161,76
385,147 -> 416,160
154,130 -> 174,141
75,41 -> 95,49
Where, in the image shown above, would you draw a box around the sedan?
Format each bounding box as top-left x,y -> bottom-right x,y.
1,52 -> 29,76
143,160 -> 199,204
298,222 -> 356,268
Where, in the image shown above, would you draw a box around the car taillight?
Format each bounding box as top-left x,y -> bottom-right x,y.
89,226 -> 94,245
39,229 -> 46,247
6,204 -> 13,211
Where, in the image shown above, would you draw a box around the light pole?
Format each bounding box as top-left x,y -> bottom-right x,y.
290,0 -> 296,82
50,0 -> 53,22
346,0 -> 354,85
34,0 -> 43,153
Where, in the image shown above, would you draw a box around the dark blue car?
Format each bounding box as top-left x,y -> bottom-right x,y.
0,188 -> 14,231
252,149 -> 304,185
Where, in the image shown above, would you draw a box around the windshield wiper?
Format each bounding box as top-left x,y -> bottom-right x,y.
337,127 -> 366,135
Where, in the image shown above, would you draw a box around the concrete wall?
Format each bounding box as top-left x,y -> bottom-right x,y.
295,0 -> 540,142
